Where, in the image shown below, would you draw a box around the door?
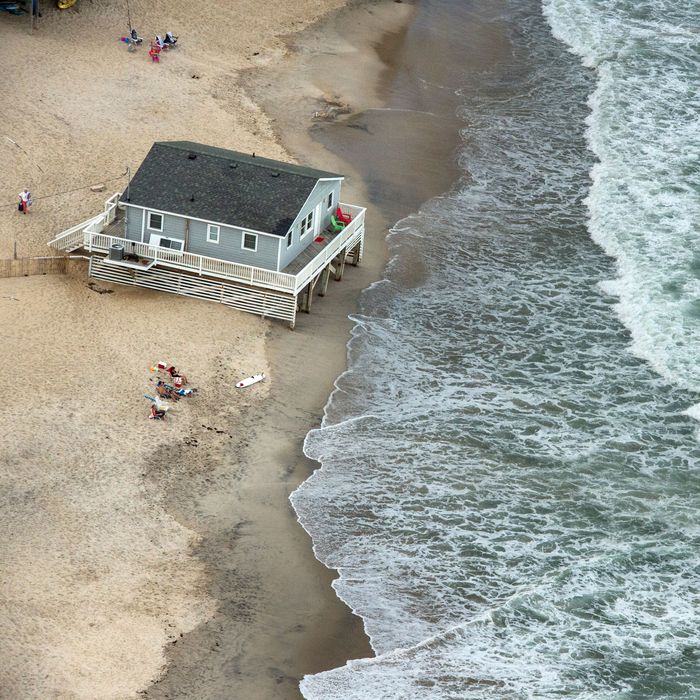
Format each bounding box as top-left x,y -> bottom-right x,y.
313,202 -> 322,236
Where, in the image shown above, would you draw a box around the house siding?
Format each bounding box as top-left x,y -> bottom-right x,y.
187,219 -> 280,271
278,180 -> 341,270
122,205 -> 141,242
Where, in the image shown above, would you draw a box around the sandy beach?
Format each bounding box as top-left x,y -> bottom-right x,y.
0,0 -> 464,697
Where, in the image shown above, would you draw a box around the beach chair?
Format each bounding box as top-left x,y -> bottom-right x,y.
335,207 -> 352,225
327,215 -> 346,233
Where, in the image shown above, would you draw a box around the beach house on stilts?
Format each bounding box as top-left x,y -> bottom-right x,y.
48,142 -> 365,328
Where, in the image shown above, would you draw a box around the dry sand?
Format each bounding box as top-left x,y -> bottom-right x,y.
0,268 -> 267,698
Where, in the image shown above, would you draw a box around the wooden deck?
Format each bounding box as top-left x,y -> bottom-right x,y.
101,211 -> 127,238
283,228 -> 345,275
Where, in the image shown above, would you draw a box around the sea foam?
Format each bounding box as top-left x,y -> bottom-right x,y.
544,0 -> 700,392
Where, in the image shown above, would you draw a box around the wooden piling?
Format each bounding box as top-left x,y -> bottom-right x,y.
334,250 -> 346,281
318,263 -> 332,297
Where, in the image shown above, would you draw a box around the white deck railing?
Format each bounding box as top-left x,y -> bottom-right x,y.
48,197 -> 365,296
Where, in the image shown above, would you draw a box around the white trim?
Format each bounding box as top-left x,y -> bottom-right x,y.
316,177 -> 344,183
140,208 -> 146,242
124,203 -> 281,240
147,211 -> 164,232
242,232 -> 258,252
276,234 -> 281,271
206,224 -> 220,244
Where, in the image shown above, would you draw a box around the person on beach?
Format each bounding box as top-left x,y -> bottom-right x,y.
166,366 -> 188,385
18,189 -> 31,214
149,404 -> 166,420
155,380 -> 180,401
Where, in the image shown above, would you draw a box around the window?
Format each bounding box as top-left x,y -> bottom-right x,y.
300,211 -> 313,238
150,234 -> 183,252
286,230 -> 293,248
207,224 -> 220,244
242,232 -> 258,251
147,211 -> 163,231
327,192 -> 333,210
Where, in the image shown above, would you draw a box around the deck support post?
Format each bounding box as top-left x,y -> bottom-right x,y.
318,263 -> 332,297
334,251 -> 346,281
351,243 -> 361,266
302,274 -> 320,313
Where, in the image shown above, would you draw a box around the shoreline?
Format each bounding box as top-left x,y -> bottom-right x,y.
251,1 -> 514,692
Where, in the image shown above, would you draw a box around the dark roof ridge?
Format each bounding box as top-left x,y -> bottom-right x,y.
155,141 -> 343,181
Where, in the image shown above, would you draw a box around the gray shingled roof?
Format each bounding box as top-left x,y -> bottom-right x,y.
120,142 -> 343,236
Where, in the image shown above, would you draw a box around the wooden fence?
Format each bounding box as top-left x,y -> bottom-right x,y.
88,257 -> 298,326
0,257 -> 68,279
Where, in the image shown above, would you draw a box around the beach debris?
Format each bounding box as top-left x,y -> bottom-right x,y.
236,373 -> 265,388
87,281 -> 113,294
146,361 -> 196,419
90,183 -> 105,192
312,96 -> 351,122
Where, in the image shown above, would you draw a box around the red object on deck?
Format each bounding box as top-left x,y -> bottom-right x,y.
335,207 -> 352,225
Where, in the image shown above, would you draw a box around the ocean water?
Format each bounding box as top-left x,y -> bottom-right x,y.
292,0 -> 700,698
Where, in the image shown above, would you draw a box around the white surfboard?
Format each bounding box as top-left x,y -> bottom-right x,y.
236,373 -> 265,388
